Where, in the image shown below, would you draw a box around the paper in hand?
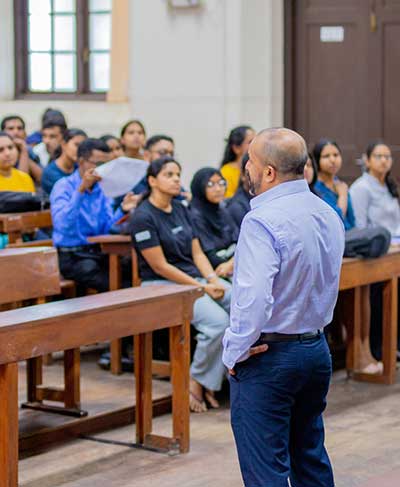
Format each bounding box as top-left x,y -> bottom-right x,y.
95,157 -> 148,198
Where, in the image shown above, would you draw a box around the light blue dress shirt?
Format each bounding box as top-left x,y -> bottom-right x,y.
50,169 -> 124,247
222,179 -> 345,369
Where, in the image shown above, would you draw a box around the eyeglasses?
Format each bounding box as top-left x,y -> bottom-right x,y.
151,149 -> 175,157
206,180 -> 227,188
372,154 -> 392,161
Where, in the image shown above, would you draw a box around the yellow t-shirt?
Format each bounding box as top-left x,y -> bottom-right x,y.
0,168 -> 35,193
221,163 -> 241,198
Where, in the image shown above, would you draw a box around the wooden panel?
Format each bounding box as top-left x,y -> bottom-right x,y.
0,286 -> 202,363
340,249 -> 400,290
0,248 -> 60,304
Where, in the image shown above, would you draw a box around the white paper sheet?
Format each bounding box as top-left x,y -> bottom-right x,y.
95,157 -> 148,198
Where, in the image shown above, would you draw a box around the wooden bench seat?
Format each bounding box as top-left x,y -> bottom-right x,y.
0,284 -> 202,486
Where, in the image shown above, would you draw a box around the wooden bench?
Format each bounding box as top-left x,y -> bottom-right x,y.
0,284 -> 202,486
340,247 -> 400,384
0,210 -> 52,243
0,247 -> 82,415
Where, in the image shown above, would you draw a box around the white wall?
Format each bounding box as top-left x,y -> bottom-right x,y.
0,0 -> 284,185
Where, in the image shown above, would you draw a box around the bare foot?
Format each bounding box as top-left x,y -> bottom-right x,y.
204,389 -> 220,409
190,378 -> 207,413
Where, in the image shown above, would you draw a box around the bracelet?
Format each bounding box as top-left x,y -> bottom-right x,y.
206,272 -> 217,282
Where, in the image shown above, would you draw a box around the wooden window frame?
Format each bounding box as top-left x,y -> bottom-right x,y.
14,0 -> 107,100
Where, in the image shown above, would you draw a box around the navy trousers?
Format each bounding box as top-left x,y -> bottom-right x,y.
229,334 -> 334,487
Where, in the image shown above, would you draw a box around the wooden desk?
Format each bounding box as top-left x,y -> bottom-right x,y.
88,235 -> 134,374
0,210 -> 52,243
0,284 -> 203,486
340,248 -> 400,384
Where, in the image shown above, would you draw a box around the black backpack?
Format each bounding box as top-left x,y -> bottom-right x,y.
0,191 -> 49,213
344,226 -> 391,258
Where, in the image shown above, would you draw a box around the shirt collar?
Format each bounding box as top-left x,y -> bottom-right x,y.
250,179 -> 310,210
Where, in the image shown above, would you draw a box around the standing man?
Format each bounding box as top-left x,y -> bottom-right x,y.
223,128 -> 344,487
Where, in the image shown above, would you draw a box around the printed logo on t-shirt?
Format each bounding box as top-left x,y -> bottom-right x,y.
172,226 -> 183,235
135,230 -> 151,242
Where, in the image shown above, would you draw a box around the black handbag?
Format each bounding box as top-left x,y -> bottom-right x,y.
344,226 -> 391,258
0,191 -> 49,213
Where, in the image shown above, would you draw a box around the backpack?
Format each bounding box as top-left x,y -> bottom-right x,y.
0,191 -> 49,213
344,226 -> 391,259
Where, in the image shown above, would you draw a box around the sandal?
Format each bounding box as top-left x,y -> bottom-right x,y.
357,361 -> 383,375
190,391 -> 207,413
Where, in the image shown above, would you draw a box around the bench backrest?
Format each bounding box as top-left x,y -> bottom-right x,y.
0,247 -> 61,305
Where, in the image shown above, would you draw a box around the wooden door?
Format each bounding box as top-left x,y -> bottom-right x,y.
286,0 -> 400,181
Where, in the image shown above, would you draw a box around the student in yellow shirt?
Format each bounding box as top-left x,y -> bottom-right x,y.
0,132 -> 35,193
220,125 -> 255,198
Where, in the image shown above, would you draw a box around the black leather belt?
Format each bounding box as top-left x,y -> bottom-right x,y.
258,329 -> 323,343
58,244 -> 97,252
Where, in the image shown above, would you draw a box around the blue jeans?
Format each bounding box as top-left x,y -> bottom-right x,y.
229,334 -> 334,487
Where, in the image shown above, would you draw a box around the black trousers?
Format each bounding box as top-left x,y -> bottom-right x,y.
58,247 -> 110,293
370,281 -> 400,360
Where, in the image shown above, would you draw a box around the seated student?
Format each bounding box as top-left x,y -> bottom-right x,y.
304,152 -> 318,192
130,156 -> 231,413
42,128 -> 87,195
350,142 -> 400,362
51,138 -> 137,292
100,134 -> 125,160
114,134 -> 189,211
190,167 -> 237,278
0,132 -> 35,192
220,125 -> 255,198
350,141 -> 400,236
120,120 -> 146,159
226,152 -> 251,232
313,139 -> 356,230
1,115 -> 43,183
33,113 -> 67,168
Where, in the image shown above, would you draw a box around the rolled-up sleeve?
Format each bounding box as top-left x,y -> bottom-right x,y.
222,215 -> 280,369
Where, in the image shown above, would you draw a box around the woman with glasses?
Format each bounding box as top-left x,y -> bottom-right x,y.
190,167 -> 238,278
130,157 -> 231,413
350,141 -> 400,236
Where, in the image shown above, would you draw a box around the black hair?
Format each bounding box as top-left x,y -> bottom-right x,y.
1,115 -> 25,131
77,138 -> 110,160
312,138 -> 341,170
120,119 -> 146,138
0,131 -> 15,143
42,119 -> 67,133
100,134 -> 119,144
53,128 -> 87,160
140,156 -> 181,202
144,134 -> 174,151
366,140 -> 398,199
220,125 -> 253,167
307,152 -> 318,190
42,108 -> 67,128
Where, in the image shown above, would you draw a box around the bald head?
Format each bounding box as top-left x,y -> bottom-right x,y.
252,128 -> 308,178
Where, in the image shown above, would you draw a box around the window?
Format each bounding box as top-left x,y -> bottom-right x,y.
14,0 -> 112,98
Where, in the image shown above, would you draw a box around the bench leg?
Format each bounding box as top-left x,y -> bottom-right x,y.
170,318 -> 191,453
109,254 -> 123,375
382,277 -> 398,384
0,362 -> 18,487
135,333 -> 153,444
64,348 -> 81,409
26,357 -> 43,403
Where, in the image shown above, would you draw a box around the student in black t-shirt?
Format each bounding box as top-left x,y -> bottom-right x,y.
190,167 -> 238,279
130,156 -> 231,413
226,152 -> 252,233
